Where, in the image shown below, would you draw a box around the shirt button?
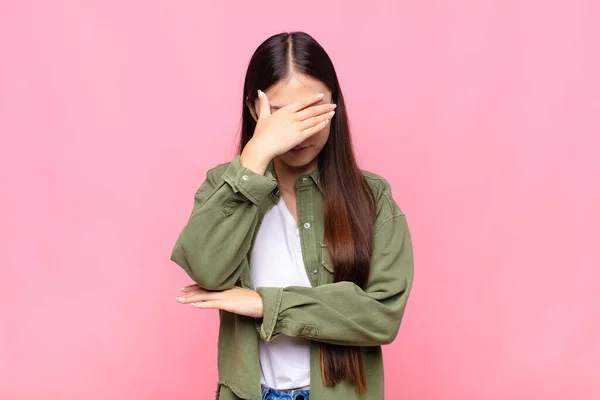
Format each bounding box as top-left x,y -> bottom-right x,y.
242,175 -> 249,181
312,269 -> 318,274
302,177 -> 308,183
303,222 -> 311,229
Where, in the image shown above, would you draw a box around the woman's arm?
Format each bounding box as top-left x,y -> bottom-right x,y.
255,212 -> 414,347
170,154 -> 277,290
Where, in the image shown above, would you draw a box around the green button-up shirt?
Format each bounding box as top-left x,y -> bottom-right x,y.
170,154 -> 414,400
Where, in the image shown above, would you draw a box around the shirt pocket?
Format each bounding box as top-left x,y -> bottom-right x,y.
320,242 -> 335,284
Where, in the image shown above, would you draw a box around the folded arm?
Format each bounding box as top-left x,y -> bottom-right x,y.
255,213 -> 414,346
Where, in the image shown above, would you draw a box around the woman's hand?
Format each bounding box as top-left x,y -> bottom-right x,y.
248,90 -> 335,160
176,284 -> 264,318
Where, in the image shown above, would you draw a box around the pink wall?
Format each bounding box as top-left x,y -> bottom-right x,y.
1,1 -> 598,399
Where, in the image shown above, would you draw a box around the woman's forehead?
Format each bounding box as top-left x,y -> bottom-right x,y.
266,75 -> 331,105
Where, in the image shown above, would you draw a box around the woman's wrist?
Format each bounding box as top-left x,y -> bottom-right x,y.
240,140 -> 272,175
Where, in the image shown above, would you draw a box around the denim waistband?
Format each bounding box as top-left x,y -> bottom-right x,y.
261,384 -> 310,400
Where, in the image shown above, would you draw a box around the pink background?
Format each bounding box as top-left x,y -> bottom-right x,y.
1,1 -> 599,399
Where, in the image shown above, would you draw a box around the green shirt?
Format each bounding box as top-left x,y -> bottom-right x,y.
170,154 -> 415,400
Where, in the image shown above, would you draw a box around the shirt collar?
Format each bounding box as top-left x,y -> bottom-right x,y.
266,158 -> 324,195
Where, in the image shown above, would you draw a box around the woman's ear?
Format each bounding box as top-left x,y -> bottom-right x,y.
245,96 -> 258,122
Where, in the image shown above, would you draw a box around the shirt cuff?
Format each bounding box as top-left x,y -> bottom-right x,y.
254,287 -> 283,342
221,155 -> 277,206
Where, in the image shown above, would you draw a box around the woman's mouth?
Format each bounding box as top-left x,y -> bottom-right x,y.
290,146 -> 309,154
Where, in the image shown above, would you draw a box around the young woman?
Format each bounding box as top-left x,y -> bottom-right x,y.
170,31 -> 414,400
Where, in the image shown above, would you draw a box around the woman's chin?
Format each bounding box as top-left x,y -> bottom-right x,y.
279,151 -> 316,169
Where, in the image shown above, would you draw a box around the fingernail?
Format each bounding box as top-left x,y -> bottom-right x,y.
329,111 -> 335,116
316,93 -> 324,98
330,104 -> 337,109
179,287 -> 186,291
258,90 -> 264,98
176,296 -> 185,302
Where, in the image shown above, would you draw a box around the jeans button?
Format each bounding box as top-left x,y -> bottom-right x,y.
295,395 -> 304,400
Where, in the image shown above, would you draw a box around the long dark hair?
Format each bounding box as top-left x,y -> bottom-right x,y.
238,31 -> 376,395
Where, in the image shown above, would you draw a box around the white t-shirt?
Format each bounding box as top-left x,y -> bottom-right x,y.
250,196 -> 312,390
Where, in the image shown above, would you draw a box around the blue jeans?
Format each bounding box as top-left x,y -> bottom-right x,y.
261,384 -> 310,400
